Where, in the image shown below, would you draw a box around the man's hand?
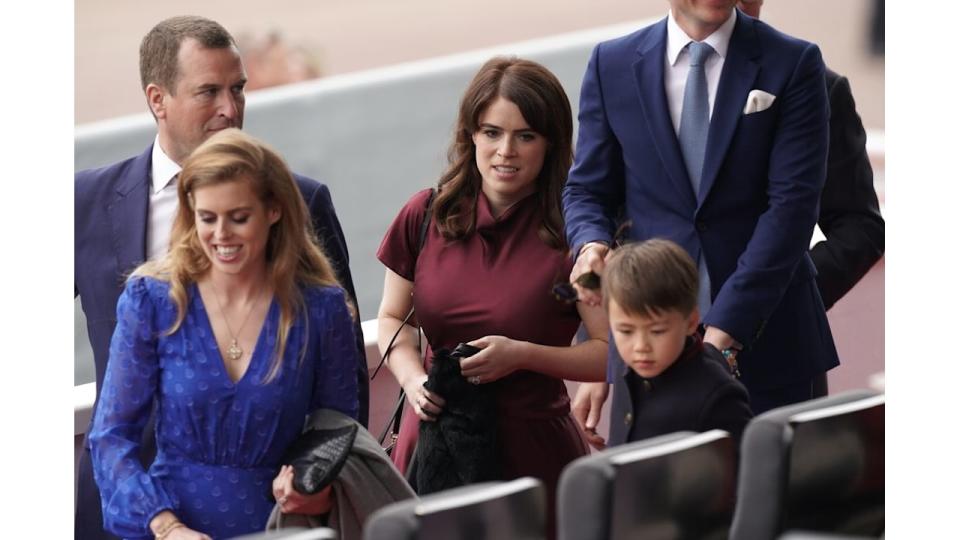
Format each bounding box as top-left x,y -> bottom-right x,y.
703,326 -> 739,352
570,242 -> 610,307
572,382 -> 610,450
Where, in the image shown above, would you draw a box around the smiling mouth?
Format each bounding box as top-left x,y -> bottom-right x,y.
213,245 -> 241,261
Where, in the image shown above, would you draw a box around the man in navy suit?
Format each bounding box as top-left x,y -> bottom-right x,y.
563,1 -> 839,435
75,16 -> 367,539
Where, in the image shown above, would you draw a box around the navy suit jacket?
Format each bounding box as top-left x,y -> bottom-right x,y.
75,144 -> 367,540
811,69 -> 885,309
563,12 -> 840,394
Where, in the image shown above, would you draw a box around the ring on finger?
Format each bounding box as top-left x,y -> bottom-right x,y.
469,375 -> 481,385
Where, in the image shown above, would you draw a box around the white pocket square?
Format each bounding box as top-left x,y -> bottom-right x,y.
742,89 -> 776,115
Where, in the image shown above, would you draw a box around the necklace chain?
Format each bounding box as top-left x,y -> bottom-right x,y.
208,281 -> 266,361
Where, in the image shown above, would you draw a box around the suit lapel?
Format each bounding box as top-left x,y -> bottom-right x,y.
106,145 -> 151,281
633,20 -> 697,206
698,15 -> 761,208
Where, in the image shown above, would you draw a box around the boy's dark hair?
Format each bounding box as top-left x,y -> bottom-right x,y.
602,238 -> 698,317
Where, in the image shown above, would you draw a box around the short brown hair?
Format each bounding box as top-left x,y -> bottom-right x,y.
602,239 -> 698,317
139,15 -> 236,92
433,56 -> 573,250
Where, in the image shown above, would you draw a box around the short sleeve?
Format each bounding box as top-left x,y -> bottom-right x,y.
309,287 -> 361,419
376,188 -> 434,281
88,277 -> 175,538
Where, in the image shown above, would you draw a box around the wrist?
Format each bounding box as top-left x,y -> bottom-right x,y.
150,511 -> 183,539
578,241 -> 609,259
400,372 -> 428,393
149,511 -> 178,535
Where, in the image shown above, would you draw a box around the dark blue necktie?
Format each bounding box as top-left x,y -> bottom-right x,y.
677,41 -> 715,316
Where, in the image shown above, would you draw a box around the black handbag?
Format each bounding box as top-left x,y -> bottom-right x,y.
373,189 -> 435,455
282,423 -> 358,494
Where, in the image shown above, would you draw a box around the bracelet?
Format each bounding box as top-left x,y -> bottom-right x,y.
155,520 -> 184,540
721,347 -> 742,379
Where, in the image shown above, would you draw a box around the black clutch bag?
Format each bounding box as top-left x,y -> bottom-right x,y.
282,424 -> 358,494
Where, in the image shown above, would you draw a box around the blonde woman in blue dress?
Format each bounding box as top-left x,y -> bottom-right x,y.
89,129 -> 359,539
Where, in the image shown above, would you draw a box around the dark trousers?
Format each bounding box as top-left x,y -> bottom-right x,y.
749,372 -> 829,415
76,447 -> 120,540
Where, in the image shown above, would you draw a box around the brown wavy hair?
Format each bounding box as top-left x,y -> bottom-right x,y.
134,128 -> 343,382
433,56 -> 573,250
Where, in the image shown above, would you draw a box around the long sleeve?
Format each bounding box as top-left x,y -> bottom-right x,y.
810,72 -> 885,309
88,277 -> 174,539
310,287 -> 360,420
562,43 -> 626,256
704,43 -> 830,346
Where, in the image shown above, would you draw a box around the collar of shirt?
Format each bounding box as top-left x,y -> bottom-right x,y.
666,7 -> 737,66
150,135 -> 181,194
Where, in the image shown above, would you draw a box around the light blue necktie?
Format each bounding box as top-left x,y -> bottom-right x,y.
677,41 -> 715,317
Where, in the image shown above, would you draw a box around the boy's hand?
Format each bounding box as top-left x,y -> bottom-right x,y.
572,383 -> 610,450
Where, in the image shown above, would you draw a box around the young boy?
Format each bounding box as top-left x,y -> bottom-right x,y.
602,239 -> 753,446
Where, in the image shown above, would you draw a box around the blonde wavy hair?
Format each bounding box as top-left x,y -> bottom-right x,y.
134,128 -> 344,382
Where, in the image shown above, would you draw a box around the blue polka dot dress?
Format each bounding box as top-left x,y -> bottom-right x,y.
89,276 -> 359,539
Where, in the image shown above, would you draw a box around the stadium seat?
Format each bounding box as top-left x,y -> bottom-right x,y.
730,390 -> 884,540
363,476 -> 546,540
557,430 -> 736,540
232,527 -> 337,539
779,531 -> 879,540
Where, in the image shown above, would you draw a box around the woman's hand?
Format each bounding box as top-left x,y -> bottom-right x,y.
149,511 -> 211,540
459,336 -> 526,384
403,374 -> 446,421
272,465 -> 335,516
163,526 -> 212,540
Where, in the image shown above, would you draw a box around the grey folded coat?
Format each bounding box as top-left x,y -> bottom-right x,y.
265,409 -> 417,540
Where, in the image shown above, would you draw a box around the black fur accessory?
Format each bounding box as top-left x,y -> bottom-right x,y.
415,346 -> 499,495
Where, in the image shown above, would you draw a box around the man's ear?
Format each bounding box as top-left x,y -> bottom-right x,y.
146,83 -> 168,120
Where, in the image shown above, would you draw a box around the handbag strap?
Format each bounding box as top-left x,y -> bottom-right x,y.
376,189 -> 435,446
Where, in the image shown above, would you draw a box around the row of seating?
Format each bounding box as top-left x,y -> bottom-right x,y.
237,389 -> 884,540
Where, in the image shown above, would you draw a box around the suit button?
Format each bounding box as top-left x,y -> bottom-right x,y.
642,380 -> 652,392
624,413 -> 633,426
695,221 -> 707,232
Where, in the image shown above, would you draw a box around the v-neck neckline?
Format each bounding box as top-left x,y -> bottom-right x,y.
192,282 -> 276,386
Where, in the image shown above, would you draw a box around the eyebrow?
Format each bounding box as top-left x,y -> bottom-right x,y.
478,122 -> 535,133
196,207 -> 254,214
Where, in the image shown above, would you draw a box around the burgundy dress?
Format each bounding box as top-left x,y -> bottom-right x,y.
377,188 -> 589,502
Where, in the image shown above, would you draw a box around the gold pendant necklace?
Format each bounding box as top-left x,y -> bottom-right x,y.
208,281 -> 264,361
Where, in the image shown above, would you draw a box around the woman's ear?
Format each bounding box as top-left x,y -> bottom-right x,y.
268,206 -> 282,225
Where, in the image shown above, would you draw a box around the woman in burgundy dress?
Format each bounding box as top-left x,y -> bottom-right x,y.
375,57 -> 609,527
